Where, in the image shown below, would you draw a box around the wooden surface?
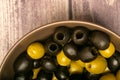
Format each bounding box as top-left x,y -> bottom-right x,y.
0,0 -> 120,65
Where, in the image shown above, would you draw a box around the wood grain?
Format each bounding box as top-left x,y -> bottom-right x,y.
71,0 -> 94,22
0,0 -> 69,64
71,0 -> 120,35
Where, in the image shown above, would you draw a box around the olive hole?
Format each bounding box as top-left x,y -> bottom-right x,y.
76,32 -> 83,39
49,44 -> 57,51
56,33 -> 64,40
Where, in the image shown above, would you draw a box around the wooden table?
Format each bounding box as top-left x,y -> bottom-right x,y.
0,0 -> 120,65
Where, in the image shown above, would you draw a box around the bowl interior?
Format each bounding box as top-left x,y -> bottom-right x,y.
0,21 -> 120,80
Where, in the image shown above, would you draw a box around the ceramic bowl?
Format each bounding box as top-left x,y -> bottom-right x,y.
0,21 -> 120,80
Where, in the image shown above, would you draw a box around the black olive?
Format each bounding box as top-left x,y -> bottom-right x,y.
33,60 -> 41,69
53,26 -> 71,46
14,71 -> 33,80
41,57 -> 57,73
63,42 -> 79,60
37,69 -> 53,80
113,51 -> 120,64
69,73 -> 82,80
14,75 -> 26,80
89,30 -> 110,50
13,52 -> 33,75
78,46 -> 98,62
14,75 -> 29,80
81,69 -> 101,80
44,39 -> 61,56
72,26 -> 89,45
107,56 -> 120,73
54,66 -> 69,80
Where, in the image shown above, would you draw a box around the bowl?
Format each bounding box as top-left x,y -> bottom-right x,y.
0,21 -> 120,80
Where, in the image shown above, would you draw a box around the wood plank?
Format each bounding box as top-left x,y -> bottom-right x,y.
0,0 -> 69,64
71,0 -> 120,36
71,0 -> 94,22
92,0 -> 120,36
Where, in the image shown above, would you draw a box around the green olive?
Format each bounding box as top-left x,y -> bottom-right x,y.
69,60 -> 84,74
99,42 -> 115,58
52,74 -> 57,80
32,67 -> 41,79
100,73 -> 116,80
75,60 -> 85,68
116,70 -> 120,80
85,56 -> 107,74
57,50 -> 71,66
27,42 -> 45,59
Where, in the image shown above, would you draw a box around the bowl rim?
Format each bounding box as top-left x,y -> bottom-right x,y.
0,20 -> 120,72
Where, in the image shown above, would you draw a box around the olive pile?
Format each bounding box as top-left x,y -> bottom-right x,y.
13,26 -> 120,80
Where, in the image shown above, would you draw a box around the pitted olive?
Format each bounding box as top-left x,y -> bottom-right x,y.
89,30 -> 110,50
13,52 -> 33,75
69,60 -> 85,74
33,60 -> 41,69
99,42 -> 115,58
107,55 -> 120,73
72,26 -> 89,45
78,46 -> 98,62
82,68 -> 102,80
32,68 -> 41,79
113,51 -> 120,64
100,73 -> 116,80
41,56 -> 57,73
69,73 -> 82,80
63,42 -> 79,60
85,56 -> 107,74
14,71 -> 33,80
56,50 -> 71,66
116,70 -> 120,80
37,69 -> 53,80
54,66 -> 69,80
53,26 -> 71,46
44,39 -> 61,56
27,42 -> 45,59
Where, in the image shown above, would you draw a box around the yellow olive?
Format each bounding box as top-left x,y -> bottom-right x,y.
85,56 -> 107,74
57,50 -> 71,66
116,70 -> 120,80
99,42 -> 115,58
27,42 -> 45,59
104,67 -> 110,72
52,74 -> 57,80
69,60 -> 84,74
32,67 -> 41,79
100,73 -> 116,80
75,60 -> 85,68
